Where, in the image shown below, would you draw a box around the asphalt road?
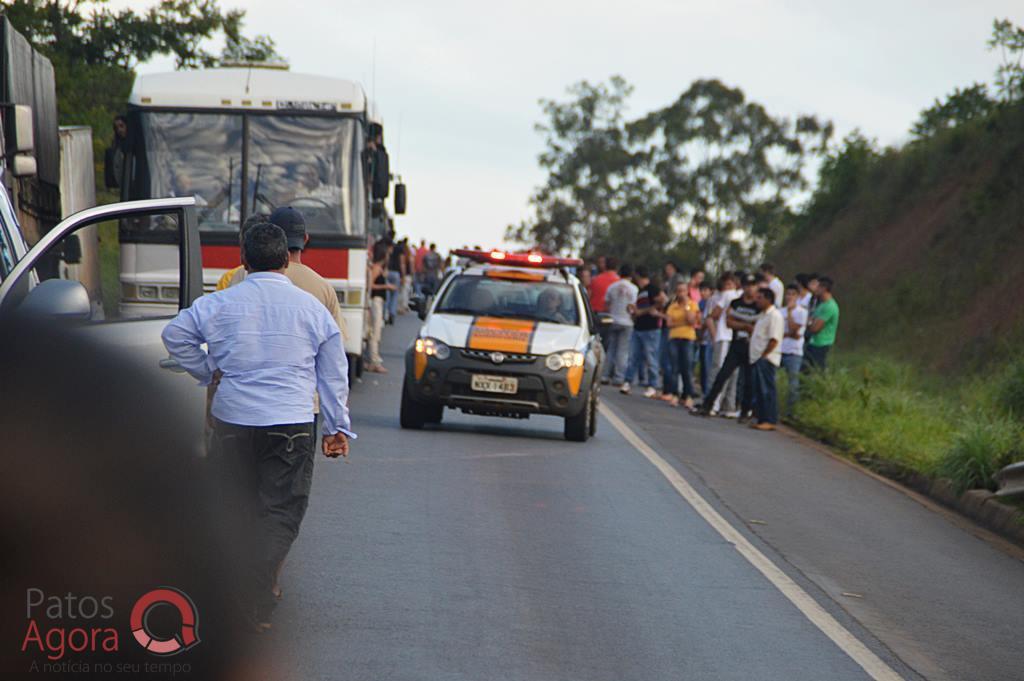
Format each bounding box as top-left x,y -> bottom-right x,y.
266,316 -> 1024,681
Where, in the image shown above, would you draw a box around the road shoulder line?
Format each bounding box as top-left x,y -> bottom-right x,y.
599,402 -> 904,681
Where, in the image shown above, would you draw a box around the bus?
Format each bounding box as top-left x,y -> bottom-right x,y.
113,66 -> 382,373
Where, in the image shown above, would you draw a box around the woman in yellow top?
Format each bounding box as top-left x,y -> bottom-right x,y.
661,281 -> 701,408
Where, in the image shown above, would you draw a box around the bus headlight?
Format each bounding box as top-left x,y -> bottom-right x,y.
545,350 -> 584,371
415,337 -> 450,360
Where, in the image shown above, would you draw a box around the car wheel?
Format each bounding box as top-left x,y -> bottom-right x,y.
425,404 -> 444,424
588,389 -> 598,437
400,382 -> 427,429
564,391 -> 591,442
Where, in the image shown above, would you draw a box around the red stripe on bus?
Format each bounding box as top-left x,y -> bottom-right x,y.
202,245 -> 241,268
201,245 -> 350,279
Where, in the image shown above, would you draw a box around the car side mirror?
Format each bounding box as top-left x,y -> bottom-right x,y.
394,182 -> 406,215
19,279 -> 91,321
417,296 -> 431,321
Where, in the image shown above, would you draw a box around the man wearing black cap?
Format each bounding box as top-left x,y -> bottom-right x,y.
694,273 -> 761,418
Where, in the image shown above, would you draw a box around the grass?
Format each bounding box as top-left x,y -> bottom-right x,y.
785,353 -> 1024,494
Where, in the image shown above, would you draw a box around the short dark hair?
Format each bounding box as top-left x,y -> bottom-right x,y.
690,266 -> 705,277
760,262 -> 775,274
618,263 -> 633,278
634,265 -> 649,278
785,283 -> 800,293
664,261 -> 678,271
699,281 -> 713,291
605,256 -> 619,271
372,240 -> 389,263
239,212 -> 270,240
242,223 -> 289,272
795,272 -> 811,288
758,287 -> 775,304
754,273 -> 767,284
818,276 -> 834,292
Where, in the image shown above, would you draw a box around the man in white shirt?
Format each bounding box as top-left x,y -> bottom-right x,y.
602,263 -> 639,385
705,273 -> 740,414
748,287 -> 785,431
780,284 -> 808,415
760,262 -> 785,309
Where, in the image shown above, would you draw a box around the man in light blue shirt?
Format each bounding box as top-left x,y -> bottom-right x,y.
162,222 -> 355,629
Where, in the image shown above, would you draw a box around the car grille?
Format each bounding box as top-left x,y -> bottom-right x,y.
460,349 -> 537,364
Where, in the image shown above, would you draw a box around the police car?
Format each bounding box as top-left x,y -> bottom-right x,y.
401,249 -> 604,441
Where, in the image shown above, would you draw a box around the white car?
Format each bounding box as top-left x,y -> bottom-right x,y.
401,249 -> 605,441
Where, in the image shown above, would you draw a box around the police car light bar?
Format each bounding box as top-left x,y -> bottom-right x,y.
454,249 -> 584,268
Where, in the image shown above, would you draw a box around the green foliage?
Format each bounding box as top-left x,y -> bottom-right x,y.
796,131 -> 879,234
508,76 -> 832,269
994,357 -> 1024,420
935,415 -> 1021,493
911,84 -> 995,139
3,0 -> 283,69
989,18 -> 1024,102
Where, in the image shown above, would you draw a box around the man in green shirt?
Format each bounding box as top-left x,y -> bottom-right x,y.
805,277 -> 839,370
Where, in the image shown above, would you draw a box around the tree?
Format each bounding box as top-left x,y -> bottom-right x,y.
629,79 -> 832,270
911,84 -> 995,139
4,0 -> 282,69
989,18 -> 1024,102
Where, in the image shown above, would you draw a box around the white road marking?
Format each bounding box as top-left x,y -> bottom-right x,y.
600,403 -> 904,681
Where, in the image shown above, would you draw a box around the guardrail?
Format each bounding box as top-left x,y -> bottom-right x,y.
995,462 -> 1024,499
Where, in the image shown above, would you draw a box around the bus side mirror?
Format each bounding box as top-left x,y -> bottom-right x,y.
394,182 -> 406,215
14,105 -> 34,152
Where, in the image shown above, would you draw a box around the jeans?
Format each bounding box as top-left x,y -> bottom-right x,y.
668,338 -> 697,398
804,343 -> 831,371
699,342 -> 713,396
703,339 -> 751,414
385,270 -> 401,320
624,328 -> 661,387
659,327 -> 673,393
751,358 -> 779,425
781,353 -> 803,413
602,324 -> 633,384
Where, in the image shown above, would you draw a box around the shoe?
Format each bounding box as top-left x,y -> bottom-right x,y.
751,422 -> 776,431
682,397 -> 694,409
642,386 -> 657,399
666,395 -> 680,407
720,410 -> 740,419
600,378 -> 611,385
368,364 -> 388,374
620,382 -> 631,395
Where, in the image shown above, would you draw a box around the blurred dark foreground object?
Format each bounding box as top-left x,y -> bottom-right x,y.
0,319 -> 288,680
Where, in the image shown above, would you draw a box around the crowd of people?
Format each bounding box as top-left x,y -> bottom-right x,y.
584,257 -> 840,431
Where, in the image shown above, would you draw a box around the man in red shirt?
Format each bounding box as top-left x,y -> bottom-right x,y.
589,256 -> 620,313
413,239 -> 429,295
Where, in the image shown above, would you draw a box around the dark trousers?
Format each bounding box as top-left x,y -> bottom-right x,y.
804,343 -> 831,371
211,419 -> 315,618
668,338 -> 697,398
702,338 -> 752,414
751,358 -> 779,425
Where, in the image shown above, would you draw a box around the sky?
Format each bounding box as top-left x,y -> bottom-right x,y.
127,0 -> 1023,253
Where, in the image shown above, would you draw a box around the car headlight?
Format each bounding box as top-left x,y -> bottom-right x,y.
415,337 -> 450,360
546,350 -> 584,371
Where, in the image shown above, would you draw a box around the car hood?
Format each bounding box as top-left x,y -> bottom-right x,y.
422,313 -> 586,356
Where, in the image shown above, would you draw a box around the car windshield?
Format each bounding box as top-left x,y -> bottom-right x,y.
436,274 -> 580,325
131,111 -> 366,236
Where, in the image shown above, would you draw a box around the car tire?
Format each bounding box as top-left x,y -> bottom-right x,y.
564,391 -> 592,442
425,404 -> 444,424
588,389 -> 598,437
400,382 -> 427,429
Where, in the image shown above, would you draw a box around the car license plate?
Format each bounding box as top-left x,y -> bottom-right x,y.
471,374 -> 518,394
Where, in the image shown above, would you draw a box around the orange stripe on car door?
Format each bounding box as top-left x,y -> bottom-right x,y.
467,317 -> 536,353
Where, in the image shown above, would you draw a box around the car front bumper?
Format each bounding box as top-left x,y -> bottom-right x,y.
404,347 -> 596,418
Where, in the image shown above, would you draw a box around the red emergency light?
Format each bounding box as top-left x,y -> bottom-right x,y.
454,249 -> 584,269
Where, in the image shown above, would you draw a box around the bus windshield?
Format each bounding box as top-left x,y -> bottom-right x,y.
131,111 -> 366,236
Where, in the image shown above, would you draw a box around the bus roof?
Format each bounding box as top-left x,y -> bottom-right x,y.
129,68 -> 367,113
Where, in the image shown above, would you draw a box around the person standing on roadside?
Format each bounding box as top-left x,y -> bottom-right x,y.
780,283 -> 807,414
760,263 -> 785,308
385,234 -> 405,324
663,261 -> 686,296
695,273 -> 760,419
749,287 -> 785,431
662,281 -> 700,408
601,263 -> 638,386
413,239 -> 429,295
162,223 -> 355,631
421,243 -> 443,296
697,281 -> 715,398
687,267 -> 705,303
589,256 -> 619,314
621,266 -> 665,397
368,241 -> 395,373
805,276 -> 839,370
702,273 -> 740,413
